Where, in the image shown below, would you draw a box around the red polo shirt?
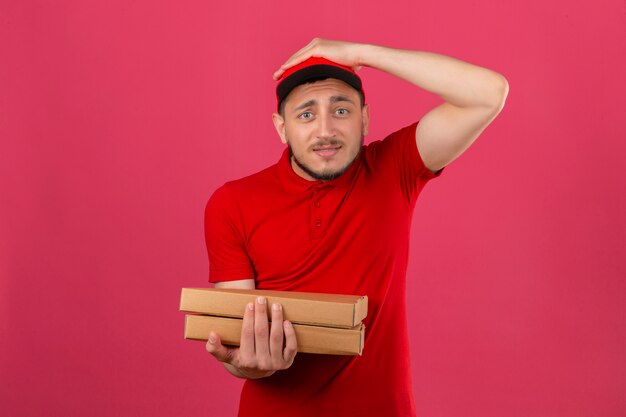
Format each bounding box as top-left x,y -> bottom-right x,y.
205,121 -> 441,417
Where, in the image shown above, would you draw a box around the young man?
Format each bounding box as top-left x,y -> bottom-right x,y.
204,38 -> 508,416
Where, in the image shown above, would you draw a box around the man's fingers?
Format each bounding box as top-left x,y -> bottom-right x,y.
282,320 -> 297,364
254,297 -> 270,360
282,40 -> 316,68
206,306 -> 297,376
273,38 -> 364,81
269,303 -> 285,360
239,302 -> 255,358
273,39 -> 319,79
205,331 -> 235,364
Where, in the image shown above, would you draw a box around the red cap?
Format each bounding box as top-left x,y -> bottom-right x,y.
276,57 -> 364,110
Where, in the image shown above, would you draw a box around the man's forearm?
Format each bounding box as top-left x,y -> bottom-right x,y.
355,44 -> 508,109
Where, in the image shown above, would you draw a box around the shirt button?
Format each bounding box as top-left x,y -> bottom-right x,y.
314,201 -> 321,208
315,219 -> 321,227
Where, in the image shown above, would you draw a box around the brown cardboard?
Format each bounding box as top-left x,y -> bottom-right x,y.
184,314 -> 365,355
180,288 -> 368,328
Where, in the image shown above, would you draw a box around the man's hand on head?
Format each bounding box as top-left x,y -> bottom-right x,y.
273,38 -> 366,80
205,296 -> 298,379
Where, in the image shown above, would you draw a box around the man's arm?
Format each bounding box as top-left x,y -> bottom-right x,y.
206,279 -> 298,379
214,279 -> 255,290
204,186 -> 298,379
274,38 -> 509,172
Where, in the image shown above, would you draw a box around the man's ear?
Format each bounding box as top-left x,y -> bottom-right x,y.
272,112 -> 287,144
361,104 -> 370,137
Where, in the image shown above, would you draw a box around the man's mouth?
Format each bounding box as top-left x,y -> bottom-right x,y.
313,144 -> 342,158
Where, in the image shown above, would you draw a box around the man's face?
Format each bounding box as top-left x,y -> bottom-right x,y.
273,78 -> 369,182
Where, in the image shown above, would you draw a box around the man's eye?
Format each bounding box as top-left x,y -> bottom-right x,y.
336,108 -> 349,115
299,112 -> 313,119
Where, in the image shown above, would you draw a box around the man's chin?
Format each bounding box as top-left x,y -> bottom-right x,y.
294,158 -> 351,182
312,169 -> 346,181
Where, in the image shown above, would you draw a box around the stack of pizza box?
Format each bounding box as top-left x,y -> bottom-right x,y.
180,288 -> 368,355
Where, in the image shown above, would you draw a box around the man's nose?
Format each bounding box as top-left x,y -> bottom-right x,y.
315,112 -> 335,139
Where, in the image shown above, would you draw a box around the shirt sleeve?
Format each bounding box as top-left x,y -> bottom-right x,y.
204,184 -> 255,283
374,121 -> 443,205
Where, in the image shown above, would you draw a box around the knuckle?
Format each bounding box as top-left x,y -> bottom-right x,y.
282,356 -> 294,369
257,359 -> 271,371
239,358 -> 254,370
270,331 -> 282,343
255,326 -> 268,338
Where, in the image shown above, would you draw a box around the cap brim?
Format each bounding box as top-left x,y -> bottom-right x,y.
277,64 -> 363,109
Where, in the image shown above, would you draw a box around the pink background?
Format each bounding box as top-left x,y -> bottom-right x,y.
1,0 -> 625,416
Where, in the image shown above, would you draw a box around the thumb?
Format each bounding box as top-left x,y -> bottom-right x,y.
205,331 -> 235,364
